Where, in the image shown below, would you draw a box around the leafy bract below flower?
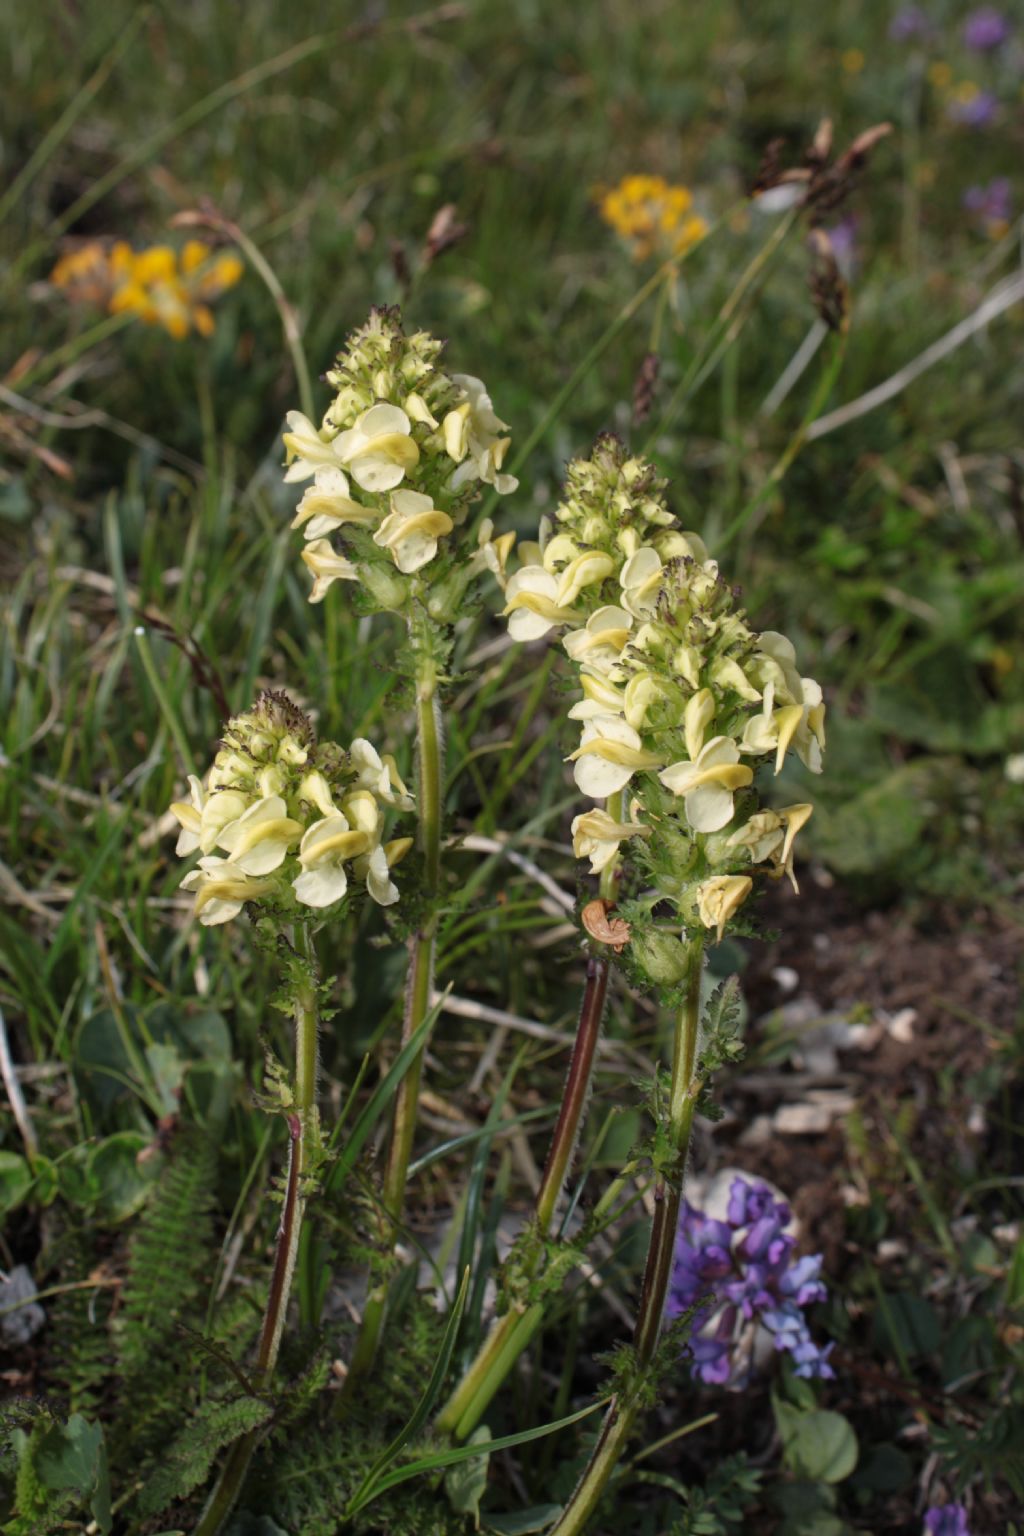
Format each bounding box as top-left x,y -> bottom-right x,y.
501,435 -> 824,961
168,691 -> 412,925
281,309 -> 516,613
666,1177 -> 835,1385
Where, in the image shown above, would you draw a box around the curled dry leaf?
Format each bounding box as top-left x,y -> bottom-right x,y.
581,898 -> 631,953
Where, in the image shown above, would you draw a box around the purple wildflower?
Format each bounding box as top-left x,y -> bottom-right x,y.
963,8 -> 1010,50
946,89 -> 999,126
890,6 -> 933,42
964,176 -> 1012,234
827,215 -> 859,276
924,1504 -> 970,1536
666,1177 -> 835,1386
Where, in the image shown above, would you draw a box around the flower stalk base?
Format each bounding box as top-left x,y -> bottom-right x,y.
549,936 -> 704,1536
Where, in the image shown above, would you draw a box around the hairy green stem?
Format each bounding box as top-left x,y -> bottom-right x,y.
193,928 -> 319,1536
549,937 -> 705,1536
338,639 -> 443,1400
437,792 -> 625,1439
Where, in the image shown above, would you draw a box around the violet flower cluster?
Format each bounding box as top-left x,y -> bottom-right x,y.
666,1178 -> 835,1384
924,1503 -> 970,1536
963,7 -> 1011,51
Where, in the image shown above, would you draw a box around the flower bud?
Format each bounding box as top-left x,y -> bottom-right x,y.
630,927 -> 693,985
358,561 -> 408,612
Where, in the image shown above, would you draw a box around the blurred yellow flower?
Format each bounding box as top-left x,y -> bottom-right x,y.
841,48 -> 865,75
596,174 -> 708,262
50,238 -> 243,340
950,79 -> 979,104
927,60 -> 953,89
48,242 -> 114,305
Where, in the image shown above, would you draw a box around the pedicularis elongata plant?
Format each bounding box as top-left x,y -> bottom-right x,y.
167,309 -> 826,1534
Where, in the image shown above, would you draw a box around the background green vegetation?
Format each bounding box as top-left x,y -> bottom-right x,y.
1,2 -> 1022,1533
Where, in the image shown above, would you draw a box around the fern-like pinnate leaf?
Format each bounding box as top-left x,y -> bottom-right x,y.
135,1395 -> 272,1518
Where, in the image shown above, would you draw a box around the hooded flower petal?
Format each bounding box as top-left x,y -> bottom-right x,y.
619,546 -> 664,619
568,713 -> 663,798
659,736 -> 753,833
571,806 -> 650,874
181,856 -> 275,925
696,874 -> 753,940
562,606 -> 634,674
291,466 -> 374,540
292,812 -> 369,909
503,566 -> 580,641
447,374 -> 518,494
170,774 -> 205,855
334,403 -> 420,492
282,411 -> 345,483
216,794 -> 304,875
301,539 -> 359,603
373,488 -> 453,573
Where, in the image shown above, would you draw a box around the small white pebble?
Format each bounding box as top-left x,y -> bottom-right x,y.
887,1008 -> 917,1043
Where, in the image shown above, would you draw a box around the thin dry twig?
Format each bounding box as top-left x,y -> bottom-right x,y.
0,1005 -> 38,1159
807,270 -> 1024,440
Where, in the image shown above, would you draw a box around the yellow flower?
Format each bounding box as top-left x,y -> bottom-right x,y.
562,606 -> 634,674
291,467 -> 374,539
169,777 -> 249,856
503,567 -> 581,641
571,806 -> 650,874
282,412 -> 347,483
334,403 -> 420,493
659,736 -> 754,833
214,794 -> 304,876
597,174 -> 707,262
568,714 -> 663,799
292,813 -> 371,908
446,374 -> 518,494
927,60 -> 952,90
104,241 -> 242,339
180,857 -> 276,926
619,546 -> 664,619
301,539 -> 359,603
696,874 -> 753,941
49,242 -> 114,305
841,47 -> 865,75
373,488 -> 453,573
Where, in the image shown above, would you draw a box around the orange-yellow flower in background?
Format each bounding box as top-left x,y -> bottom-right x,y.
595,174 -> 708,262
50,238 -> 243,340
48,243 -> 114,305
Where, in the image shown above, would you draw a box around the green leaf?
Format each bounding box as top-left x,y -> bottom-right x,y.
345,1267 -> 472,1514
484,1507 -> 564,1535
34,1413 -> 111,1534
786,1410 -> 859,1484
771,1480 -> 843,1536
445,1425 -> 491,1522
0,1149 -> 32,1215
355,1399 -> 607,1505
1007,1238 -> 1024,1308
326,988 -> 447,1185
872,1291 -> 940,1362
848,1444 -> 912,1495
87,1132 -> 158,1222
146,1041 -> 186,1116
